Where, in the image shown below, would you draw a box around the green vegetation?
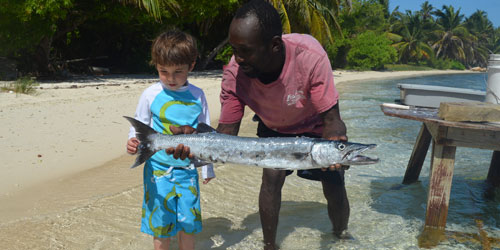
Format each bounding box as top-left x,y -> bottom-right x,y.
0,0 -> 499,78
384,64 -> 433,71
346,31 -> 397,70
1,77 -> 38,95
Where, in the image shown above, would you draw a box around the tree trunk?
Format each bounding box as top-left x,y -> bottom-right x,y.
34,36 -> 53,76
198,36 -> 229,70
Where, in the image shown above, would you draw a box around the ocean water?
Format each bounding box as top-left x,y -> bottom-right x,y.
1,73 -> 498,250
335,72 -> 498,249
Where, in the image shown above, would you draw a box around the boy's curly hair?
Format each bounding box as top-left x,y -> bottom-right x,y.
150,30 -> 198,66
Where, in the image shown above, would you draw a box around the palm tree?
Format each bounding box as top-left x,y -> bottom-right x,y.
391,11 -> 434,64
431,5 -> 471,63
418,1 -> 434,22
464,10 -> 494,67
118,0 -> 180,20
494,27 -> 500,54
268,0 -> 352,45
200,0 -> 352,69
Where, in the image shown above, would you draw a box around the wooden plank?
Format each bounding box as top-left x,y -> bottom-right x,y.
419,143 -> 457,248
402,123 -> 432,184
487,151 -> 500,187
424,143 -> 456,229
381,105 -> 500,131
438,102 -> 500,122
425,122 -> 448,143
444,128 -> 500,151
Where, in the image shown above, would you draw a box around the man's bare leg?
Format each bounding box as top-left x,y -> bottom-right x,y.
320,171 -> 350,237
259,169 -> 287,250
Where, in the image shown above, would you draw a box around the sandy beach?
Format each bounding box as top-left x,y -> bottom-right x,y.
0,69 -> 476,249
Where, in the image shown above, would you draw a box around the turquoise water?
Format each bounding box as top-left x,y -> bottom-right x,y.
335,73 -> 499,249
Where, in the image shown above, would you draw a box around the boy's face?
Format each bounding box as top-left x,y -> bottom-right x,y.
157,63 -> 194,91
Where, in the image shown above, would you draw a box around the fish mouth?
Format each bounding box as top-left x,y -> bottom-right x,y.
344,144 -> 379,165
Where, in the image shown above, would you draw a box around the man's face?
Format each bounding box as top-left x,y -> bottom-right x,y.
228,16 -> 273,78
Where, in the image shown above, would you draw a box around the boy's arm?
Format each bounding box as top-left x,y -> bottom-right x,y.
129,90 -> 152,139
127,89 -> 152,154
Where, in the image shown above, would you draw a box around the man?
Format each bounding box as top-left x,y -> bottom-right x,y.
169,1 -> 350,249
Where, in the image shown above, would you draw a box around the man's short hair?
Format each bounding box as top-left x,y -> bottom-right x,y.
234,0 -> 282,42
150,30 -> 198,66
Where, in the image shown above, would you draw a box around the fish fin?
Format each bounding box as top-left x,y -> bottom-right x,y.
197,123 -> 217,133
124,116 -> 158,168
191,158 -> 210,167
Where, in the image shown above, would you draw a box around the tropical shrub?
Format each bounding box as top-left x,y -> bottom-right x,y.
346,31 -> 397,70
1,76 -> 38,94
325,38 -> 349,69
450,60 -> 466,70
427,58 -> 465,70
215,45 -> 233,66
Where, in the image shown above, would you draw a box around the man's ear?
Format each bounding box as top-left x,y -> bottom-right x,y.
270,36 -> 283,53
189,61 -> 196,71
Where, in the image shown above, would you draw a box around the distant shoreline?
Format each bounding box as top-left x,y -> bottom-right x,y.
1,69 -> 478,90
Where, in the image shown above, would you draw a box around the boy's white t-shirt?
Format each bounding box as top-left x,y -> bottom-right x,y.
129,81 -> 215,179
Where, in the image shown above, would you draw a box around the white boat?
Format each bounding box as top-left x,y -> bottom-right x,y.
397,83 -> 486,108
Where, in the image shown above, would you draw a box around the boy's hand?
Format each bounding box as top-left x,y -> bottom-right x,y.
165,125 -> 196,160
203,177 -> 214,184
127,137 -> 140,154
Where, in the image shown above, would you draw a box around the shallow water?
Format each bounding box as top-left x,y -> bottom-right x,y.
1,73 -> 499,250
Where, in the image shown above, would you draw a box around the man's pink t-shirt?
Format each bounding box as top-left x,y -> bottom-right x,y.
219,33 -> 339,135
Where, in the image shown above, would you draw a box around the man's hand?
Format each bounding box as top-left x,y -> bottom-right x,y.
322,135 -> 350,171
165,125 -> 196,160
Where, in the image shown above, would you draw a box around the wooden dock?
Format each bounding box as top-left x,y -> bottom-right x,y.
381,104 -> 500,248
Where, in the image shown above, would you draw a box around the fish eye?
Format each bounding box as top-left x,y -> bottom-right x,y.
338,143 -> 346,151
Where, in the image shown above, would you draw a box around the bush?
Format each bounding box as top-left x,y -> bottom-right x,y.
427,58 -> 465,70
450,60 -> 466,70
1,76 -> 38,95
346,31 -> 397,70
215,45 -> 233,65
325,38 -> 349,69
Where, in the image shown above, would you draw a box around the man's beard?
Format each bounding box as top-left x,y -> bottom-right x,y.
238,64 -> 260,78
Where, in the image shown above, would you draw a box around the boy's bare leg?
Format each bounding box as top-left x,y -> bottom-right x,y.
178,231 -> 195,250
154,237 -> 170,250
259,169 -> 287,250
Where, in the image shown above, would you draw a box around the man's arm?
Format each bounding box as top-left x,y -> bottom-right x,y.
320,103 -> 348,171
216,121 -> 241,136
320,103 -> 347,141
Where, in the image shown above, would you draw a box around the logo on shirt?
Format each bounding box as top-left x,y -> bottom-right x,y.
286,90 -> 305,106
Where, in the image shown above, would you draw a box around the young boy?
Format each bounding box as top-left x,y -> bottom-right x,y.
126,30 -> 215,250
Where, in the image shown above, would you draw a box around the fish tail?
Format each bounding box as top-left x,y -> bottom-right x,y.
124,116 -> 158,168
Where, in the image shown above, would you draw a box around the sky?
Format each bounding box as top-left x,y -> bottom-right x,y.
389,0 -> 500,28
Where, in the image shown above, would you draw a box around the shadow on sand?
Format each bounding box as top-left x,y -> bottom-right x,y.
197,201 -> 346,249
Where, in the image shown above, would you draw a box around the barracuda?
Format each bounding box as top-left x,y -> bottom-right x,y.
125,116 -> 379,169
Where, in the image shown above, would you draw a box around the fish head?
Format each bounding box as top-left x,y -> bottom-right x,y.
311,140 -> 379,167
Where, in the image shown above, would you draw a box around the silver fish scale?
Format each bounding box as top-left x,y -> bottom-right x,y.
150,133 -> 317,170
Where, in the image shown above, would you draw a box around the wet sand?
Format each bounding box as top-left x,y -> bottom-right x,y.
0,69 -> 474,249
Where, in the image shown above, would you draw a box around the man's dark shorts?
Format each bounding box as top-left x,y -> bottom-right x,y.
255,115 -> 345,185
